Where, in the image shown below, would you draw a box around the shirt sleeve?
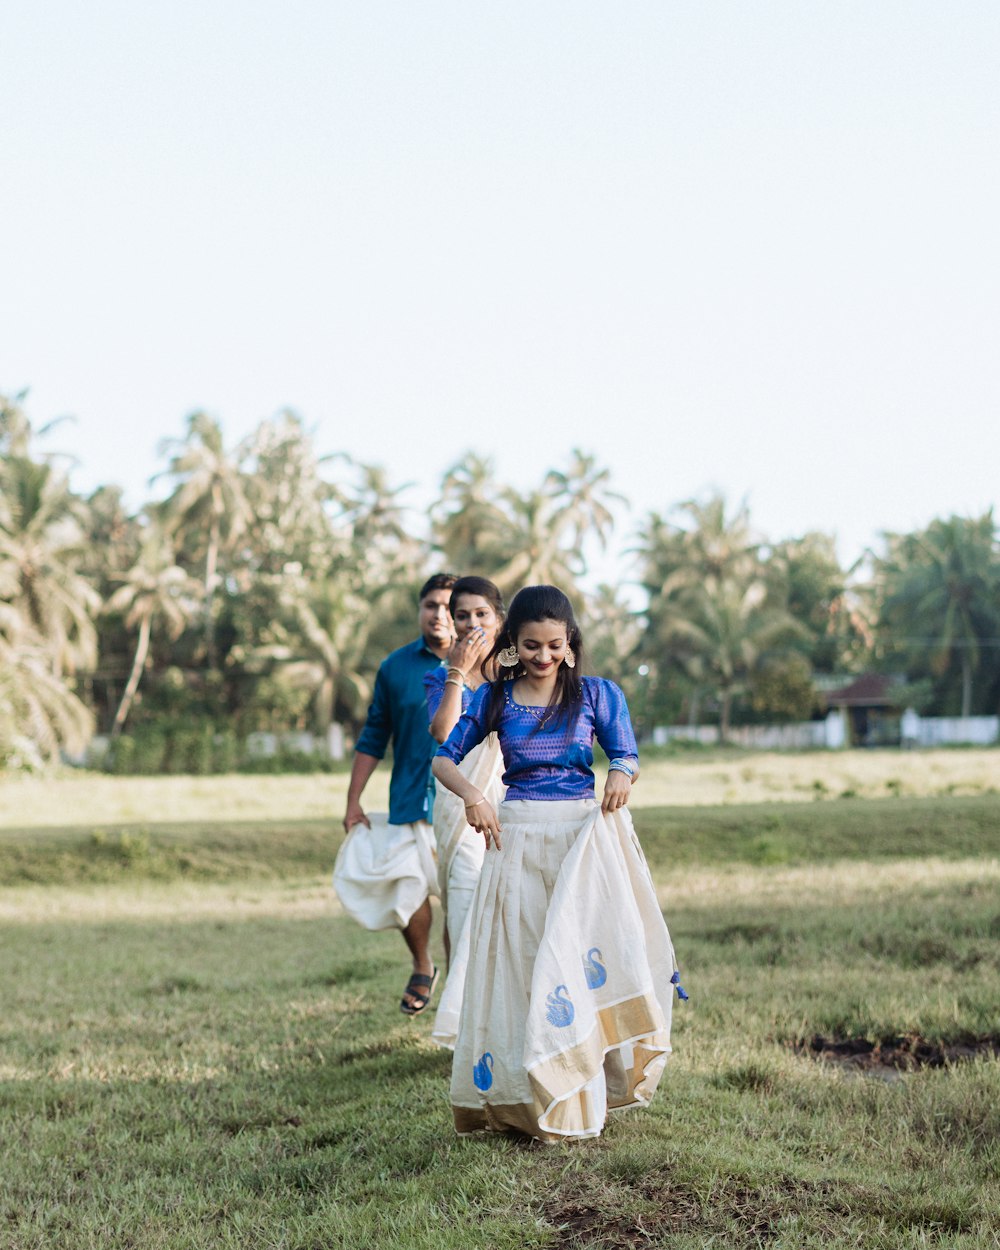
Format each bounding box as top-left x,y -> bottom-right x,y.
591,679 -> 639,762
355,663 -> 392,759
423,666 -> 447,720
436,682 -> 490,765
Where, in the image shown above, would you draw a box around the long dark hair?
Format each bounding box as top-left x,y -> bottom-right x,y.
482,585 -> 585,735
449,576 -> 505,627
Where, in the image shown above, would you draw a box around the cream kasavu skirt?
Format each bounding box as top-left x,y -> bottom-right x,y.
432,732 -> 504,952
444,798 -> 680,1141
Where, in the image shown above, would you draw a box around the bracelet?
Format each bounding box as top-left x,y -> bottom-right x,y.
446,666 -> 466,680
464,799 -> 481,809
608,757 -> 636,778
444,678 -> 464,690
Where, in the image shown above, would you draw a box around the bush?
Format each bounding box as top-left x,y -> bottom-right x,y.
107,734 -> 136,775
214,730 -> 240,773
100,723 -> 338,775
239,747 -> 335,775
133,729 -> 168,775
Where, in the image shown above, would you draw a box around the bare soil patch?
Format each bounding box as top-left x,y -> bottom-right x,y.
542,1173 -> 838,1247
793,1032 -> 1000,1077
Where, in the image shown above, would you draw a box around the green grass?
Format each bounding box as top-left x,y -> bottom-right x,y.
3,794 -> 999,886
2,787 -> 999,1247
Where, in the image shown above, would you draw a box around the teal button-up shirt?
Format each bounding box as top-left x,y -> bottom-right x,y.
355,637 -> 443,825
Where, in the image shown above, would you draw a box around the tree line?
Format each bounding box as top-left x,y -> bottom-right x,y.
2,391 -> 998,770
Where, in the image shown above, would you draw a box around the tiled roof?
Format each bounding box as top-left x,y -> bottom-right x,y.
824,673 -> 897,707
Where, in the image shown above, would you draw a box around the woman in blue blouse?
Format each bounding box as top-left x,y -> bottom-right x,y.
432,585 -> 682,1142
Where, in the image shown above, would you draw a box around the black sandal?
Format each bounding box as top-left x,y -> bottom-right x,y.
399,967 -> 439,1016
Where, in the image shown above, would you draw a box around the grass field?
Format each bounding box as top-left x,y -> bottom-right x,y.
1,753 -> 999,1248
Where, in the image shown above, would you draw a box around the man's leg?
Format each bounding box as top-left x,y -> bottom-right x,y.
401,896 -> 435,1012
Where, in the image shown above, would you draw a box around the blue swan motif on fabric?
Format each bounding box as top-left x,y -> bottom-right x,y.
545,986 -> 575,1028
583,948 -> 607,990
472,1052 -> 494,1091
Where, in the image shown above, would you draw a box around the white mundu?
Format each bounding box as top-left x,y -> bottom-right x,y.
333,815 -> 439,931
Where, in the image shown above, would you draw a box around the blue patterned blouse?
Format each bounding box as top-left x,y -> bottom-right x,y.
436,676 -> 638,801
423,664 -> 473,720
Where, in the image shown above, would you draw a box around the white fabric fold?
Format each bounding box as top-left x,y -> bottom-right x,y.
332,816 -> 438,931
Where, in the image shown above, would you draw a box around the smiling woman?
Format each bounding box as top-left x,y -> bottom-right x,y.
431,584 -> 686,1143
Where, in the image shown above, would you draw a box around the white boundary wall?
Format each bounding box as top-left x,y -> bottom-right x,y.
908,715 -> 999,747
653,720 -> 832,749
653,712 -> 999,749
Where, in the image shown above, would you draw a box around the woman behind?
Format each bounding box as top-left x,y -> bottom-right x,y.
432,585 -> 684,1142
423,576 -> 506,971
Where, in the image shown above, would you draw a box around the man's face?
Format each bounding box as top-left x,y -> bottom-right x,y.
419,588 -> 454,647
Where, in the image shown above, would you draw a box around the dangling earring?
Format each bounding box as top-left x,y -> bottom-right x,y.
498,645 -> 520,668
564,647 -> 576,669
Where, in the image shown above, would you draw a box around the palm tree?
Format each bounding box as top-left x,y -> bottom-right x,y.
634,496 -> 758,613
583,582 -> 644,705
0,603 -> 93,762
0,390 -> 73,459
104,528 -> 200,736
875,512 -> 999,717
655,573 -> 803,739
241,412 -> 340,579
545,450 -> 625,554
636,494 -> 802,738
339,461 -> 415,557
434,453 -> 508,575
1,392 -> 34,457
335,459 -> 430,642
154,412 -> 254,665
765,532 -> 853,674
82,485 -> 140,582
0,453 -> 99,677
245,568 -> 374,742
487,488 -> 580,596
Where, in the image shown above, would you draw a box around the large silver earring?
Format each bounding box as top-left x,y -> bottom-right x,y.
564,647 -> 576,669
498,645 -> 520,668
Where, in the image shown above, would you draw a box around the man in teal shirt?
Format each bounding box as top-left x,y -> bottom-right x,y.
341,573 -> 455,1013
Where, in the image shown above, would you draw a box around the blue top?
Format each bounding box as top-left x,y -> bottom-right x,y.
423,664 -> 473,721
436,676 -> 638,801
355,637 -> 445,824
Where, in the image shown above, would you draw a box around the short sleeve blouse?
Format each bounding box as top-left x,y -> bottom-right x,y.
436,676 -> 638,801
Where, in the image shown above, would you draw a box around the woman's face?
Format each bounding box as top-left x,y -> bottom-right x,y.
515,618 -> 570,677
452,594 -> 501,644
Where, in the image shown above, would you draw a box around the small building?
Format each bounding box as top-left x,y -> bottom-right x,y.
823,673 -> 901,747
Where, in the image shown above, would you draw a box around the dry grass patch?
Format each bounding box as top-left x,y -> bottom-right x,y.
656,855 -> 1000,912
0,771 -> 386,828
2,746 -> 998,831
631,746 -> 1000,806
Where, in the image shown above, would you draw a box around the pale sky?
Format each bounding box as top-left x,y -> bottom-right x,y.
3,0 -> 998,580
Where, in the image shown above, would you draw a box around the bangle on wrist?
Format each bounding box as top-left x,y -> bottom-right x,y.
444,677 -> 464,690
608,757 -> 636,779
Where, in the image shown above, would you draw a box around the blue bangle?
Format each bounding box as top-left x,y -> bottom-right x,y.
608,758 -> 636,778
